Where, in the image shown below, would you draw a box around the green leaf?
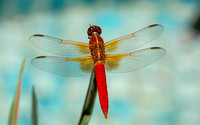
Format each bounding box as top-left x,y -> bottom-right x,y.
78,68 -> 97,125
8,57 -> 26,125
32,86 -> 38,125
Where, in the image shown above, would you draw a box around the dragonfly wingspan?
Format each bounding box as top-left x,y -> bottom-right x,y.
104,24 -> 164,53
105,47 -> 166,72
32,56 -> 94,76
29,34 -> 90,56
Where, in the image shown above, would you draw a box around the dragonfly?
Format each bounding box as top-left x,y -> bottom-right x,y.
29,24 -> 166,119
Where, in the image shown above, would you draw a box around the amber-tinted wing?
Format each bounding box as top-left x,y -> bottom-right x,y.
105,47 -> 165,72
104,24 -> 163,53
32,56 -> 94,76
29,34 -> 90,56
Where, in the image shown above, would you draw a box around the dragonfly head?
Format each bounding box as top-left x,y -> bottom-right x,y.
87,25 -> 102,38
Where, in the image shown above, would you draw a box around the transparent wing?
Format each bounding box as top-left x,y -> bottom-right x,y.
29,34 -> 90,56
104,24 -> 164,53
105,47 -> 166,73
32,56 -> 94,76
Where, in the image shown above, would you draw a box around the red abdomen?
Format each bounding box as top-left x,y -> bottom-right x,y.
95,60 -> 108,118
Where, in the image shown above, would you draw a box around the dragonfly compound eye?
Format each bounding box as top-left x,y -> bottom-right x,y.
87,26 -> 93,36
87,25 -> 102,36
95,26 -> 102,35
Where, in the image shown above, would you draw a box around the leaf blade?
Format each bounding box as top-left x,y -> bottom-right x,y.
78,68 -> 97,125
8,57 -> 25,125
32,86 -> 38,125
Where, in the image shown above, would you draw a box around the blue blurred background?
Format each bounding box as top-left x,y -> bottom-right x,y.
0,0 -> 200,125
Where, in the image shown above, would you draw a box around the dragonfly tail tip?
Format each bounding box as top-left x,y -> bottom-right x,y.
103,112 -> 108,119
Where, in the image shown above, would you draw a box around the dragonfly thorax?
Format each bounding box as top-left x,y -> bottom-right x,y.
89,32 -> 105,62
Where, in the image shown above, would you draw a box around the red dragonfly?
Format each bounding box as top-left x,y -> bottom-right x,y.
29,24 -> 166,118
